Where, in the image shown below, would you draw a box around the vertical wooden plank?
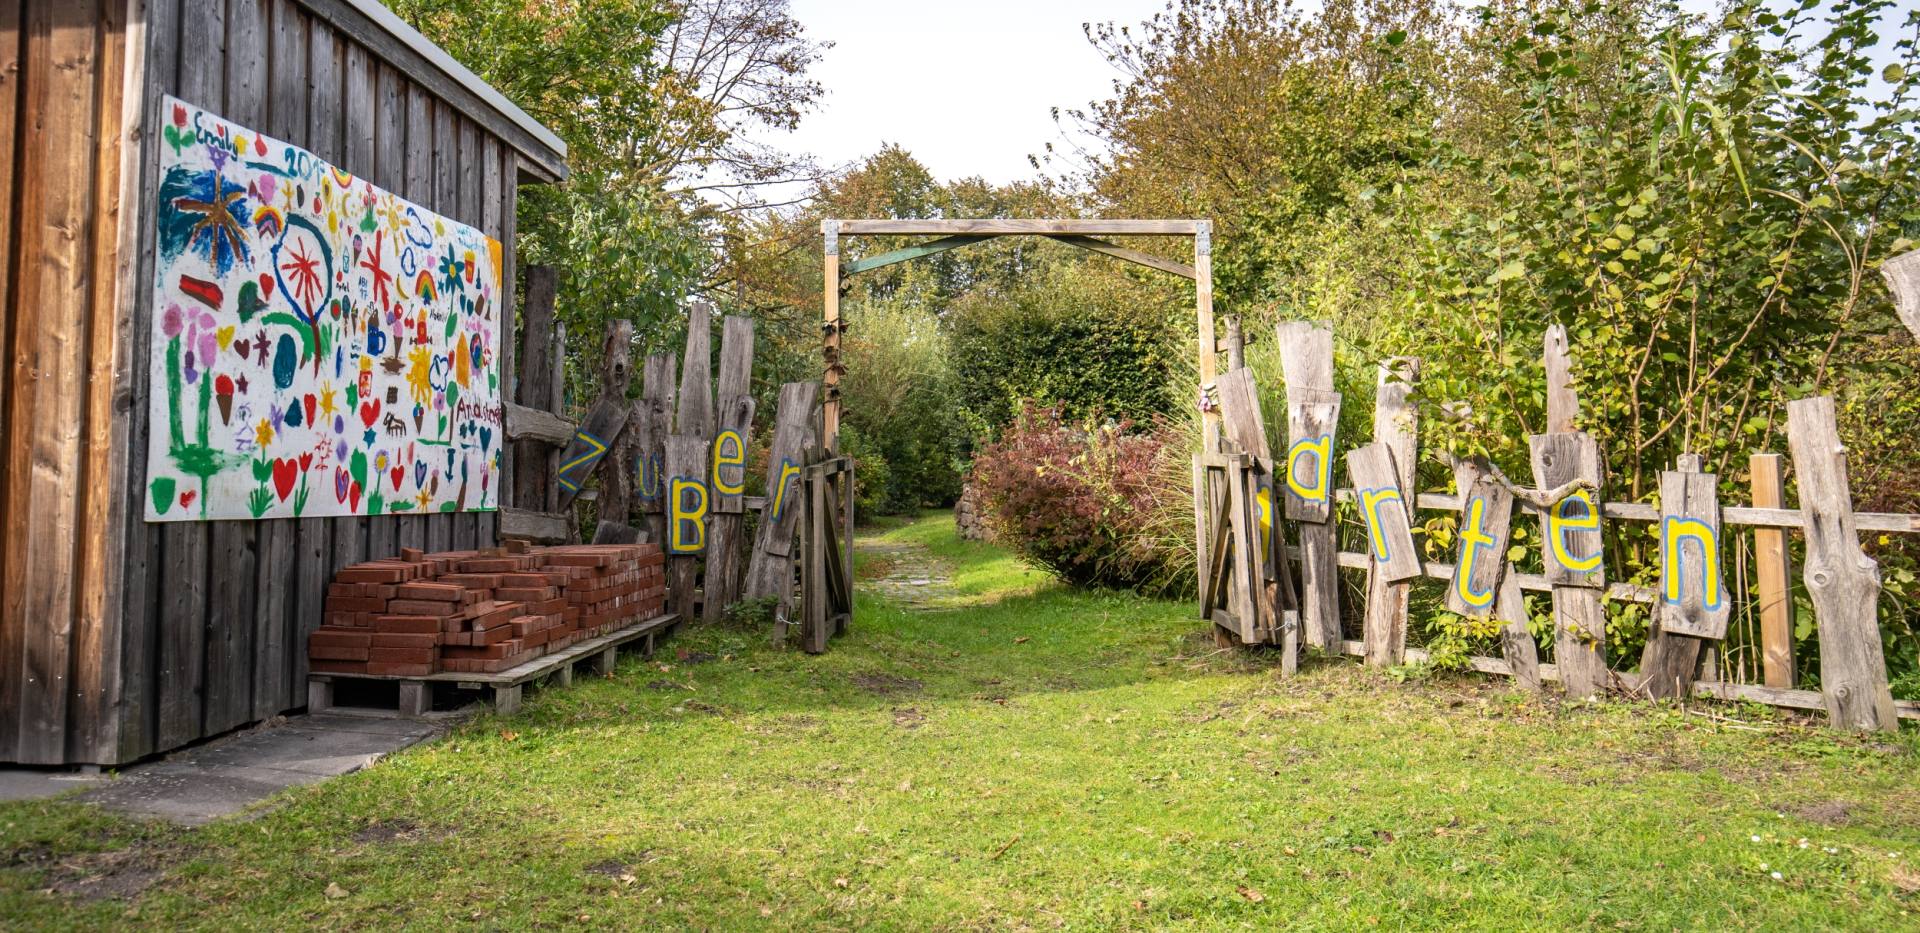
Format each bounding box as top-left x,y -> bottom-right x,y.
743,382 -> 815,593
381,69 -> 417,553
1750,452 -> 1794,689
1787,396 -> 1897,731
290,10 -> 340,707
1444,457 -> 1514,620
483,143 -> 514,548
1656,463 -> 1729,640
1194,222 -> 1217,448
1215,367 -> 1297,635
665,434 -> 707,624
803,465 -> 828,652
0,0 -> 21,488
1639,453 -> 1710,700
820,221 -> 841,449
330,35 -> 372,568
0,0 -> 25,757
1222,455 -> 1261,643
1530,431 -> 1608,699
1543,324 -> 1577,434
112,0 -> 173,761
247,0 -> 305,720
460,120 -> 486,545
464,129 -> 495,545
65,0 -> 134,762
1190,455 -> 1210,621
153,0 -> 227,751
1362,358 -> 1418,666
5,0 -> 103,761
1276,321 -> 1339,648
635,353 -> 677,548
202,0 -> 268,736
704,316 -> 755,623
583,320 -> 635,525
511,265 -> 557,510
1496,569 -> 1542,692
1347,442 -> 1420,581
677,300 -> 714,438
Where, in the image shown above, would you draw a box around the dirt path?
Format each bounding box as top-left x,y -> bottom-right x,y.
855,540 -> 956,609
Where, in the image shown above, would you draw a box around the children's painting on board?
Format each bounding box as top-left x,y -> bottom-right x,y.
144,96 -> 503,522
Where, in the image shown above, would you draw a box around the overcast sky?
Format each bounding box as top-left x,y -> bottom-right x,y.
765,0 -> 1168,188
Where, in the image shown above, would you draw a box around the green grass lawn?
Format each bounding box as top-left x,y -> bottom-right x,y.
5,512 -> 1920,929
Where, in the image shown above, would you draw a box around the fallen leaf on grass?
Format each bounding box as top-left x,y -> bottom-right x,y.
1237,885 -> 1265,903
324,882 -> 349,900
1014,637 -> 1030,644
833,877 -> 849,888
1891,864 -> 1920,894
500,730 -> 518,742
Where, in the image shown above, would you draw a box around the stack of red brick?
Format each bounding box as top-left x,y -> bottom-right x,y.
308,543 -> 667,677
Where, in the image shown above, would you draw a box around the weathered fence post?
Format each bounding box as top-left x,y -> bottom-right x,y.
1277,322 -> 1341,650
1215,367 -> 1299,649
704,316 -> 756,624
675,301 -> 714,617
1444,456 -> 1514,622
1750,452 -> 1795,688
664,434 -> 708,622
1362,357 -> 1418,666
1528,326 -> 1607,699
1787,396 -> 1898,731
1639,453 -> 1716,700
1497,569 -> 1542,692
590,321 -> 637,542
635,354 -> 676,548
745,382 -> 819,645
513,265 -> 558,512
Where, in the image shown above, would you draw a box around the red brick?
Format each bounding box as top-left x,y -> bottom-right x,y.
373,615 -> 444,634
310,659 -> 369,674
457,557 -> 525,573
395,582 -> 467,602
385,599 -> 462,617
496,586 -> 558,602
369,646 -> 435,664
440,572 -> 503,589
308,628 -> 371,648
371,632 -> 439,649
325,596 -> 389,613
336,565 -> 409,584
309,644 -> 369,661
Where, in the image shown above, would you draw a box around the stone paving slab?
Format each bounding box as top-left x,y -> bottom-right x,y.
26,714 -> 446,825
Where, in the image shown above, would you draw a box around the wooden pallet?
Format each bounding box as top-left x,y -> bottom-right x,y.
307,612 -> 681,718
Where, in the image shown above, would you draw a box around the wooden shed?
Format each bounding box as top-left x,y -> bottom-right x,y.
0,0 -> 566,765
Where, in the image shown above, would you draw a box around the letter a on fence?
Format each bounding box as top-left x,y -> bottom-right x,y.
1285,388 -> 1340,523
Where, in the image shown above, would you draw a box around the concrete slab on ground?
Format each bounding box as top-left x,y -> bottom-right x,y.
0,713 -> 441,825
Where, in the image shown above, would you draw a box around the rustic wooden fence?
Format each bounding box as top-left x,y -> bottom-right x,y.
1197,322 -> 1920,731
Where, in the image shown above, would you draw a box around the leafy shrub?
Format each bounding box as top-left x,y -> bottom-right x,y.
948,264 -> 1186,435
969,405 -> 1193,594
840,299 -> 968,515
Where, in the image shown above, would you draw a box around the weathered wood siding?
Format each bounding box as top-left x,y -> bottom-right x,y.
1,0 -> 548,765
0,0 -> 135,766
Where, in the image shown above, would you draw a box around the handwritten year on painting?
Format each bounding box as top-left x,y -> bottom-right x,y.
144,96 -> 502,522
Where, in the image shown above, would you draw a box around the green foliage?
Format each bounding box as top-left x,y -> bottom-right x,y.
838,298 -> 970,515
948,263 -> 1187,435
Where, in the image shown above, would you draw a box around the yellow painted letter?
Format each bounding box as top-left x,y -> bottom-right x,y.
1661,516 -> 1722,610
670,476 -> 708,553
1286,435 -> 1332,502
1453,496 -> 1497,609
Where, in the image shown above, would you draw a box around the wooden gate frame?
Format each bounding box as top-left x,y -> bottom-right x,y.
817,218 -> 1214,652
798,452 -> 855,653
821,219 -> 1217,449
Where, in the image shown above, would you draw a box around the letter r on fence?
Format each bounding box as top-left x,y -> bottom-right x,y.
670,476 -> 708,553
769,459 -> 800,523
1661,516 -> 1723,610
1360,487 -> 1404,563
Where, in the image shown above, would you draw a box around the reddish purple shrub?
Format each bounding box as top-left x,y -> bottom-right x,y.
969,405 -> 1193,595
